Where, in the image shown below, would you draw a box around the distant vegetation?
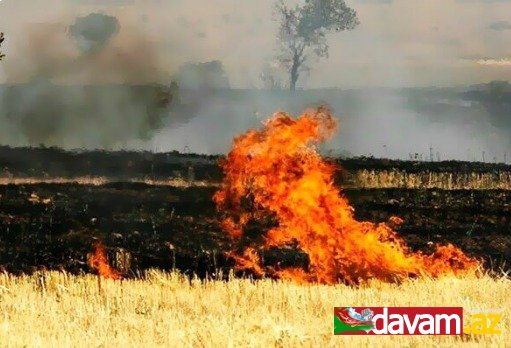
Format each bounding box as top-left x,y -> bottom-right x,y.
0,32 -> 4,60
274,0 -> 359,90
68,13 -> 120,54
173,60 -> 230,90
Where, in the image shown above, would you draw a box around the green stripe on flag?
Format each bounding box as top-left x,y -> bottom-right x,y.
334,314 -> 374,334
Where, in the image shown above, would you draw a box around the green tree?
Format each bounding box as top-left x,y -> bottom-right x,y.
275,0 -> 359,91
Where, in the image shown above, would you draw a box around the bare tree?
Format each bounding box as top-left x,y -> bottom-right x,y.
0,33 -> 4,60
275,0 -> 359,91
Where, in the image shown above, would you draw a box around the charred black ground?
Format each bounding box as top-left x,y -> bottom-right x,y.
0,146 -> 510,278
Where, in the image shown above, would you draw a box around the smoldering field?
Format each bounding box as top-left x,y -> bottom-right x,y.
2,125 -> 510,346
2,102 -> 511,346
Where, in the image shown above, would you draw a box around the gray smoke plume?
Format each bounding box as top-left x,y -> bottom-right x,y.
150,87 -> 511,163
0,13 -> 189,149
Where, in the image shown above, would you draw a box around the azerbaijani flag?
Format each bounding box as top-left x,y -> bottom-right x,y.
334,307 -> 375,334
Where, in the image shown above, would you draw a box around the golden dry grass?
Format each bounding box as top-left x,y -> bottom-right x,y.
0,271 -> 509,347
348,170 -> 511,190
2,170 -> 511,190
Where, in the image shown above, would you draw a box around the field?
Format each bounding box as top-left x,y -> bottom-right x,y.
0,146 -> 510,275
0,271 -> 509,347
1,182 -> 511,276
0,146 -> 510,346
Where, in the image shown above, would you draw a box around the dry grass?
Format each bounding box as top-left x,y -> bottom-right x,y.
349,170 -> 511,190
2,170 -> 511,190
0,176 -> 216,187
0,271 -> 509,347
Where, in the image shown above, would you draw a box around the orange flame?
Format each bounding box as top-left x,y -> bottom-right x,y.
214,107 -> 480,284
89,241 -> 122,280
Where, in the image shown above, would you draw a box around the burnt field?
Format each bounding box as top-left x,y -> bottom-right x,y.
3,145 -> 511,180
0,146 -> 510,276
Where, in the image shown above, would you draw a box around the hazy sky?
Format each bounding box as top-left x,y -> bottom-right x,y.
1,0 -> 511,88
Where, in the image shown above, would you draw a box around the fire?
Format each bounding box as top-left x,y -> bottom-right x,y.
214,107 -> 480,284
88,241 -> 122,280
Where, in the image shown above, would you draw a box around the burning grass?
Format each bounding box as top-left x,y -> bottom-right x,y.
215,107 -> 479,284
88,241 -> 123,280
0,271 -> 509,346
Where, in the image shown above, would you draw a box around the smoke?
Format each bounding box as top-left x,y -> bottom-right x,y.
1,4 -> 510,159
476,58 -> 511,66
0,12 -> 191,149
333,89 -> 510,161
150,88 -> 511,163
